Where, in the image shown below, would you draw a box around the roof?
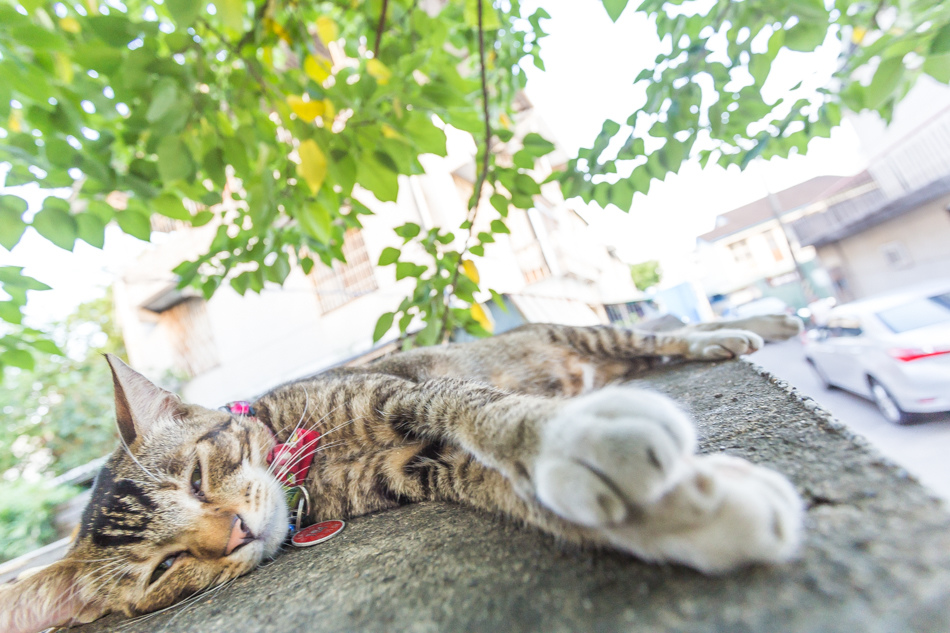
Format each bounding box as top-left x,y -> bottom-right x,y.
698,175 -> 844,243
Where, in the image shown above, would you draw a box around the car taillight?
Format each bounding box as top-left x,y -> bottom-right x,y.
888,347 -> 950,362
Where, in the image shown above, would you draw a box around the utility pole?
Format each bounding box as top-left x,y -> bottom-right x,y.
758,161 -> 818,305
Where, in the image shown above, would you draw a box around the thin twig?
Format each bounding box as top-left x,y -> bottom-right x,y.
373,0 -> 390,58
437,0 -> 492,343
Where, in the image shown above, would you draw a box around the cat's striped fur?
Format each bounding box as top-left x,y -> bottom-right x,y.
0,316 -> 804,633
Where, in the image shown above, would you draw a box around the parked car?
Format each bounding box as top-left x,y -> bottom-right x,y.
803,280 -> 950,424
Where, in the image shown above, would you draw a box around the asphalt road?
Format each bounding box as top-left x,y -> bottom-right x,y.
749,338 -> 950,502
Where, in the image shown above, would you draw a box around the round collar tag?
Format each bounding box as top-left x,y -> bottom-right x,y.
291,520 -> 345,547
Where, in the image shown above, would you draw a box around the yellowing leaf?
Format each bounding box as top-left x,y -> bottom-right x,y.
304,54 -> 332,83
381,124 -> 402,139
462,259 -> 480,284
59,17 -> 81,33
297,139 -> 327,194
8,111 -> 22,133
322,99 -> 336,124
287,95 -> 325,122
499,112 -> 512,129
264,18 -> 291,43
316,16 -> 339,43
367,58 -> 392,84
852,26 -> 867,44
84,0 -> 99,14
262,46 -> 273,67
471,303 -> 493,332
54,52 -> 74,84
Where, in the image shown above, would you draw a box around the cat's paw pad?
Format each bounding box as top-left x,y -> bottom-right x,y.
687,329 -> 763,359
532,387 -> 696,527
615,454 -> 804,573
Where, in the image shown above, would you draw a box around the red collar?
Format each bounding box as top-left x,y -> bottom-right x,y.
223,401 -> 320,487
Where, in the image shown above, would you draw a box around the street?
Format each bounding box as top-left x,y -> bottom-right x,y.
749,338 -> 950,502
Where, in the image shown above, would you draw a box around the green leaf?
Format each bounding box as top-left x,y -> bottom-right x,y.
152,193 -> 191,221
146,78 -> 179,123
521,133 -> 556,157
489,289 -> 509,313
0,195 -> 28,251
116,210 -> 152,241
0,348 -> 33,371
373,312 -> 395,343
929,23 -> 950,55
358,152 -> 400,203
218,0 -> 244,32
923,54 -> 950,83
266,254 -> 291,285
602,0 -> 629,22
489,193 -> 509,217
31,200 -> 77,251
0,301 -> 23,324
230,272 -> 249,294
866,56 -> 904,110
512,149 -> 534,169
378,247 -> 401,266
192,210 -> 214,227
166,0 -> 204,26
405,114 -> 448,156
297,203 -> 332,244
610,179 -> 635,212
395,262 -> 426,280
784,22 -> 827,52
29,338 -> 62,355
490,219 -> 510,234
513,173 -> 541,197
394,223 -> 421,240
157,136 -> 195,184
76,213 -> 106,248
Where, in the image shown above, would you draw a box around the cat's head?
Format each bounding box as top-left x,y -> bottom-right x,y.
0,355 -> 288,633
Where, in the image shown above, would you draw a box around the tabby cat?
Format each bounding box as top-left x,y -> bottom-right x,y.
0,316 -> 805,633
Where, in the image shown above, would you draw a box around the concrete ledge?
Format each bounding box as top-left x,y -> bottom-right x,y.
82,360 -> 950,632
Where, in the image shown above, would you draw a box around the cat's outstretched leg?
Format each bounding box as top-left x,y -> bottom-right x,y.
679,314 -> 803,343
527,386 -> 803,573
382,379 -> 804,572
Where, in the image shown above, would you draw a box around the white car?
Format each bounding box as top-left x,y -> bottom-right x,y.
803,280 -> 950,424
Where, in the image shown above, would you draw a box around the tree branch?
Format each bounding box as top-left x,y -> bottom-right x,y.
374,0 -> 390,58
438,0 -> 493,343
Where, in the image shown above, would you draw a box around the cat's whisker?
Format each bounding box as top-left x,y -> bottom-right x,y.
117,431 -> 160,483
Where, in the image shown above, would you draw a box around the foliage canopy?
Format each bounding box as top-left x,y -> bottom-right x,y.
0,0 -> 947,368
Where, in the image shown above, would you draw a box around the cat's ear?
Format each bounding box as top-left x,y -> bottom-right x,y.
105,353 -> 184,445
0,560 -> 108,633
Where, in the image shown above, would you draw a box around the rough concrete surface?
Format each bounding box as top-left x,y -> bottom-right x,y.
80,360 -> 950,633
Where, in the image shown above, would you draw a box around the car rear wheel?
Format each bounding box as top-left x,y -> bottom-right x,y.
869,378 -> 913,425
805,357 -> 834,390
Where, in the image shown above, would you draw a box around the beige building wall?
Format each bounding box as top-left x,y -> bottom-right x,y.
815,192 -> 950,300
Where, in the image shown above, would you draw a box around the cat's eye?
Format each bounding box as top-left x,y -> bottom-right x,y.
190,463 -> 204,499
149,554 -> 179,585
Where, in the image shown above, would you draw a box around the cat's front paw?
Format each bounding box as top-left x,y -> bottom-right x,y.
686,329 -> 763,359
604,454 -> 804,573
532,387 -> 696,527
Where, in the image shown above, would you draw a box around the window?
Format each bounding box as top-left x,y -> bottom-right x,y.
729,239 -> 753,265
159,298 -> 220,377
880,241 -> 912,270
875,293 -> 950,333
309,229 -> 378,313
826,316 -> 863,338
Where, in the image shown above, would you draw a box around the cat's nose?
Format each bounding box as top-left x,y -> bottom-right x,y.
225,514 -> 255,556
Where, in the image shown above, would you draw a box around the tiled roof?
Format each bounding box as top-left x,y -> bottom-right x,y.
697,175 -> 844,242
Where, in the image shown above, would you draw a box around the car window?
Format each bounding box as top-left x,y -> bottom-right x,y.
875,292 -> 950,333
826,316 -> 862,337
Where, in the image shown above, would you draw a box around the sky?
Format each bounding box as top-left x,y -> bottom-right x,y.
519,0 -> 868,275
0,0 -> 872,324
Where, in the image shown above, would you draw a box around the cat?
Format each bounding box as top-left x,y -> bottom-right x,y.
0,316 -> 804,633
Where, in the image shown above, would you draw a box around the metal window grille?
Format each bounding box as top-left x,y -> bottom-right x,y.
310,229 -> 379,313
